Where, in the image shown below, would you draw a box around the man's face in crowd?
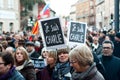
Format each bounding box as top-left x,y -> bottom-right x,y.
0,57 -> 11,76
102,43 -> 113,56
26,45 -> 34,52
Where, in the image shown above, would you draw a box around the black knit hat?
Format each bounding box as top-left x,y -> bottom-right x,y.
26,41 -> 34,46
116,32 -> 120,39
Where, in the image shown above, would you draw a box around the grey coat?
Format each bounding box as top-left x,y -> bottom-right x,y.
72,63 -> 105,80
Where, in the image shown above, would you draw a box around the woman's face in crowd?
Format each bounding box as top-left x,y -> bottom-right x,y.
58,52 -> 69,63
0,57 -> 10,75
42,51 -> 48,58
16,50 -> 24,62
70,58 -> 83,72
46,54 -> 56,65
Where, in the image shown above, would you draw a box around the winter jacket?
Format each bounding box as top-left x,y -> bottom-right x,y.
36,65 -> 54,80
113,41 -> 120,58
0,66 -> 25,80
16,60 -> 36,80
72,63 -> 105,80
99,55 -> 120,80
52,61 -> 72,80
28,49 -> 40,59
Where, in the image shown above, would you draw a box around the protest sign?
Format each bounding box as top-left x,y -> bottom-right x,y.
39,17 -> 65,49
31,58 -> 45,69
68,21 -> 87,46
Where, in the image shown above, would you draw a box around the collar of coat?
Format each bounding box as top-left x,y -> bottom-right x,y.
16,60 -> 33,71
72,63 -> 97,80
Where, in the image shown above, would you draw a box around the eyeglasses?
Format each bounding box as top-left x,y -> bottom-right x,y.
103,47 -> 111,49
0,62 -> 5,65
69,60 -> 77,64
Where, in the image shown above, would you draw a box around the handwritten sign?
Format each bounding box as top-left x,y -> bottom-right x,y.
31,58 -> 45,69
40,17 -> 65,49
68,21 -> 87,46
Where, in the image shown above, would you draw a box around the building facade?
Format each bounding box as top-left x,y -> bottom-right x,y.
70,4 -> 76,21
70,0 -> 119,31
95,0 -> 115,30
104,0 -> 114,30
0,0 -> 20,33
75,0 -> 96,27
95,0 -> 105,30
76,0 -> 90,23
89,0 -> 96,27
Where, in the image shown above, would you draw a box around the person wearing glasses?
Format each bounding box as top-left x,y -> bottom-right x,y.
0,51 -> 25,80
69,44 -> 104,80
14,47 -> 36,80
99,40 -> 120,80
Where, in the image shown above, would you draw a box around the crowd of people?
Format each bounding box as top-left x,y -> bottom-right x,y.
0,30 -> 120,80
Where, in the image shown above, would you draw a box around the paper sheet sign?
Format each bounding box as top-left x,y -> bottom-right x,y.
39,17 -> 65,49
68,21 -> 87,46
31,58 -> 45,69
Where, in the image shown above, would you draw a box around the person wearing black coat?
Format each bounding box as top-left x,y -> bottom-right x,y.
99,40 -> 120,80
92,51 -> 105,77
26,41 -> 40,59
113,32 -> 120,58
86,39 -> 105,77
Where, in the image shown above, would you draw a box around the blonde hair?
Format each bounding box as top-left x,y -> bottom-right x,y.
47,49 -> 57,62
41,47 -> 48,58
41,47 -> 47,53
14,47 -> 29,65
69,44 -> 93,66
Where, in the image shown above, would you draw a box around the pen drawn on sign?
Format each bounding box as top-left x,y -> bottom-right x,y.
68,21 -> 87,44
40,17 -> 65,48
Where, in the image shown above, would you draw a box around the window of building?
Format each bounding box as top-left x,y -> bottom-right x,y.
0,22 -> 3,34
90,9 -> 94,14
9,23 -> 13,32
8,0 -> 14,9
0,0 -> 4,8
90,1 -> 93,6
96,7 -> 100,13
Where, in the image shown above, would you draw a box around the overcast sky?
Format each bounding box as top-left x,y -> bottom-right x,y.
49,0 -> 78,16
